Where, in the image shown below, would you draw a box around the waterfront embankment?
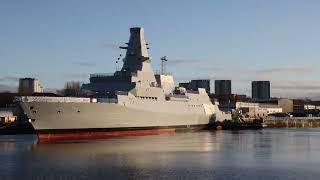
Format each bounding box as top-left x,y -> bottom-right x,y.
265,117 -> 320,128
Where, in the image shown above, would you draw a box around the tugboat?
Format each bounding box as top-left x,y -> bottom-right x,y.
215,110 -> 266,130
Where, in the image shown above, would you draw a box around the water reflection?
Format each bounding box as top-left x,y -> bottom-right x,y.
0,129 -> 320,180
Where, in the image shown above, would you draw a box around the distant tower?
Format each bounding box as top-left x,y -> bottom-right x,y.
190,80 -> 210,93
215,80 -> 231,95
18,78 -> 43,95
252,81 -> 270,100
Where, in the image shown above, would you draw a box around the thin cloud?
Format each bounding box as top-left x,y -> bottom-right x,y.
200,66 -> 225,72
272,90 -> 320,100
72,61 -> 96,67
102,43 -> 119,49
175,73 -> 248,82
273,85 -> 320,91
0,84 -> 17,92
269,79 -> 320,99
43,87 -> 59,93
0,76 -> 19,82
254,65 -> 317,74
272,83 -> 320,91
303,93 -> 320,100
64,73 -> 88,79
175,74 -> 214,81
167,59 -> 208,66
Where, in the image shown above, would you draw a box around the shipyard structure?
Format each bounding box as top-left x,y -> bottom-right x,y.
16,27 -> 231,142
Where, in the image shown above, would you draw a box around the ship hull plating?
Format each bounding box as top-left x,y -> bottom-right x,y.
20,102 -> 213,142
36,124 -> 209,142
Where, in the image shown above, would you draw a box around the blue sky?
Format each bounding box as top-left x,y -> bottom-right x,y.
1,0 -> 320,99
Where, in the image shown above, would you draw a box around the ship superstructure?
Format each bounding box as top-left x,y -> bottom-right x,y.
17,27 -> 231,142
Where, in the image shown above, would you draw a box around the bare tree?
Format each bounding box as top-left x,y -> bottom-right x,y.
57,81 -> 82,97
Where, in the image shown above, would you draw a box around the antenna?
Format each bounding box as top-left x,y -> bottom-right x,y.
160,56 -> 168,74
115,54 -> 122,71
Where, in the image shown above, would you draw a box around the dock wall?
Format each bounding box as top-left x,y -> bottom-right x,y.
265,117 -> 320,128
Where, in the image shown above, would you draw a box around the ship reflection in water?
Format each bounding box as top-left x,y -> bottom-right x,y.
1,129 -> 320,180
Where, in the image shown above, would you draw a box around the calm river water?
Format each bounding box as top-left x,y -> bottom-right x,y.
1,129 -> 320,180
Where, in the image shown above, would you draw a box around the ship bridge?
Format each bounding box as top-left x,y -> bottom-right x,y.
81,27 -> 160,98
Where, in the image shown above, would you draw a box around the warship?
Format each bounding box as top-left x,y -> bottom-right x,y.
16,27 -> 231,142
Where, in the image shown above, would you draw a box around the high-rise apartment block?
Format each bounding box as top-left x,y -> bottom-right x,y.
18,78 -> 43,95
215,80 -> 231,95
252,81 -> 270,100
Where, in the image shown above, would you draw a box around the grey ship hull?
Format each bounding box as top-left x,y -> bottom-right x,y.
20,101 -> 213,142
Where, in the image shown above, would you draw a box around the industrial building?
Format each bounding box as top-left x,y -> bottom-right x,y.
18,78 -> 43,95
252,81 -> 270,100
0,110 -> 16,124
237,103 -> 282,119
278,98 -> 294,113
277,98 -> 320,116
215,80 -> 231,95
218,99 -> 282,118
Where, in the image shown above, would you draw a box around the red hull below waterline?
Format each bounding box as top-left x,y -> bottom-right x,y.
37,128 -> 176,143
